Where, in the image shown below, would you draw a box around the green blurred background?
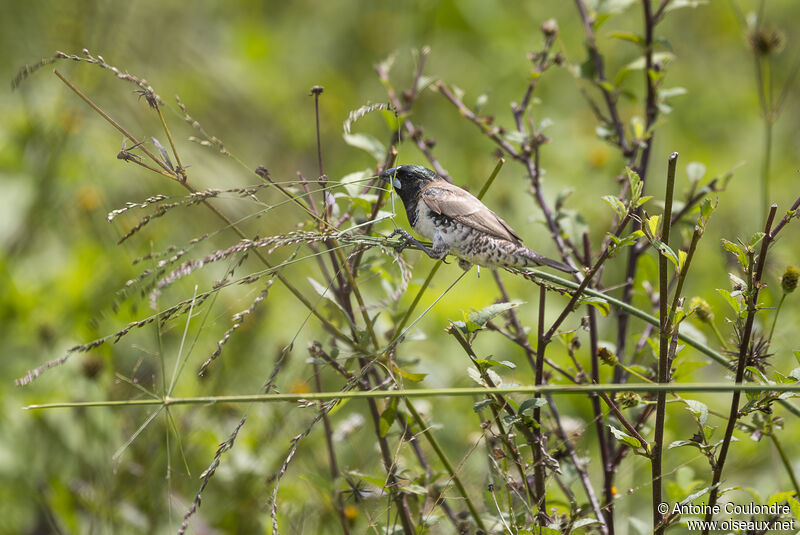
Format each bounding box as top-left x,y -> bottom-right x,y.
2,1 -> 800,533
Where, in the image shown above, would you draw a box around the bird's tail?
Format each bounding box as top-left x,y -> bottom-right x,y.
533,255 -> 578,273
520,247 -> 577,273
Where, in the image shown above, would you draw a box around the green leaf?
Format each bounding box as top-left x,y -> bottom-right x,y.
716,288 -> 742,315
653,240 -> 680,268
749,231 -> 765,248
603,195 -> 626,217
608,424 -> 643,450
519,398 -> 548,416
647,214 -> 661,238
767,490 -> 796,507
379,398 -> 397,437
721,239 -> 747,267
699,198 -> 714,224
340,169 -> 373,197
473,398 -> 493,412
668,440 -> 703,451
616,52 -> 676,85
787,496 -> 800,522
343,133 -> 386,162
578,296 -> 610,316
402,483 -> 428,496
684,399 -> 709,426
610,31 -> 645,45
678,249 -> 688,273
465,301 -> 523,330
392,365 -> 427,383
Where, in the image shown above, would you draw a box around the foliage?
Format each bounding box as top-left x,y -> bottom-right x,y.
3,1 -> 800,534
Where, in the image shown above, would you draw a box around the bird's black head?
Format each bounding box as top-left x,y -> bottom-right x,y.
380,165 -> 438,205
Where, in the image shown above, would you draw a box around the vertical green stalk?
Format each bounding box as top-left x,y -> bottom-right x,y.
703,204 -> 777,532
533,284 -> 547,522
652,152 -> 678,535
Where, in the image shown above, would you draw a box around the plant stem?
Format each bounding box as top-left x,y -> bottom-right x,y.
533,284 -> 547,522
703,204 -> 777,531
767,293 -> 786,343
769,431 -> 800,499
653,152 -> 678,535
26,382 -> 800,410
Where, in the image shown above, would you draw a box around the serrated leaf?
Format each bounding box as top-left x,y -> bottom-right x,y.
749,231 -> 765,248
608,424 -> 642,450
721,239 -> 747,267
465,301 -> 523,330
467,367 -> 483,385
699,198 -> 714,223
684,399 -> 708,426
473,398 -> 493,412
669,440 -> 703,450
519,398 -> 548,416
716,288 -> 742,315
653,240 -> 680,268
603,195 -> 626,217
627,167 -> 642,200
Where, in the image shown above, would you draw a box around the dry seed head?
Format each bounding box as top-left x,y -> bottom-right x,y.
748,27 -> 785,56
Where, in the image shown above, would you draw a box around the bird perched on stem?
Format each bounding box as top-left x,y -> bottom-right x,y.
380,165 -> 576,273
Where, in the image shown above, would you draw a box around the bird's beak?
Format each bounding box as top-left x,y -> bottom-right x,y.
380,167 -> 402,190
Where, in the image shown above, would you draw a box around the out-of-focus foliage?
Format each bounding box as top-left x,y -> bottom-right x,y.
2,1 -> 800,533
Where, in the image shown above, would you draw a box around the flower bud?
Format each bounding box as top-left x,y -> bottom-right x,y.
615,391 -> 641,409
690,297 -> 714,323
541,19 -> 559,37
598,347 -> 617,366
781,266 -> 799,293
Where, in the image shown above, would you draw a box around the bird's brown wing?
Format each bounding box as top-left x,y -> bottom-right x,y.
421,183 -> 522,243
